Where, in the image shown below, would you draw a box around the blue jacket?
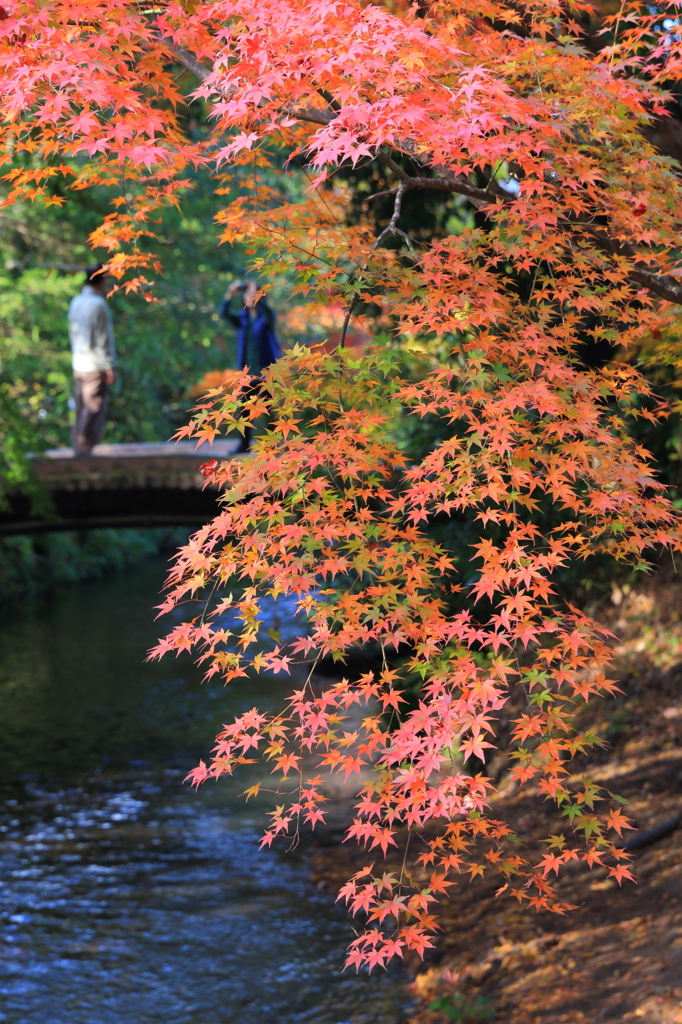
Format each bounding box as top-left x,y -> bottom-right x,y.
219,297 -> 282,373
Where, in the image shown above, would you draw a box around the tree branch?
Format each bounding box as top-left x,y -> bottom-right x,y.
372,180 -> 410,248
339,182 -> 415,348
169,43 -> 336,124
574,223 -> 682,305
171,43 -> 211,82
628,268 -> 682,305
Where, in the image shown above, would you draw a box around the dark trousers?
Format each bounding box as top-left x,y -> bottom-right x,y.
72,371 -> 109,454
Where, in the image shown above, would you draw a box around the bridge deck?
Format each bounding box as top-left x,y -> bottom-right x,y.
43,440 -> 239,460
1,441 -> 241,536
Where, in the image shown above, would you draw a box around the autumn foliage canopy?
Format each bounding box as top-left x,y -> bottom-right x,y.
5,0 -> 682,969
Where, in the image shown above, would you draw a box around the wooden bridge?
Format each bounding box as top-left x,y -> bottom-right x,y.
0,441 -> 241,536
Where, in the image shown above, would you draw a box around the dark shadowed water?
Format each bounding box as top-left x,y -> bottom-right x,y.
0,559 -> 408,1024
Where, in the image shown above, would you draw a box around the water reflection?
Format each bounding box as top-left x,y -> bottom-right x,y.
0,560 -> 407,1023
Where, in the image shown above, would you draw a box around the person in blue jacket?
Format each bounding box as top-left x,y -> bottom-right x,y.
219,279 -> 282,373
218,279 -> 282,452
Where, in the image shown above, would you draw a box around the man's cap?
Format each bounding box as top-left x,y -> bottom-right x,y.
85,263 -> 107,285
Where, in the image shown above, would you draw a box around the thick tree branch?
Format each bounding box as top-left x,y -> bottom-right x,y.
628,268 -> 682,305
171,44 -> 212,82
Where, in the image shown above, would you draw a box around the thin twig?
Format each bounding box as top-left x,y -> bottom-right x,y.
339,293 -> 357,349
339,181 -> 411,349
372,180 -> 409,248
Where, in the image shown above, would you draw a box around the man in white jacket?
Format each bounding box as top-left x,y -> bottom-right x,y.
68,263 -> 116,455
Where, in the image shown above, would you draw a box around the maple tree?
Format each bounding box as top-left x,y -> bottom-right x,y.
4,0 -> 682,970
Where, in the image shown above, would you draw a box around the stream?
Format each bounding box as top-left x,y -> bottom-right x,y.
0,557 -> 409,1024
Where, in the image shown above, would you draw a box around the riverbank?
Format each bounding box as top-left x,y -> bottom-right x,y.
308,570 -> 682,1024
0,528 -> 187,605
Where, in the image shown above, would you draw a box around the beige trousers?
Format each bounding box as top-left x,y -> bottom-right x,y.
72,371 -> 110,455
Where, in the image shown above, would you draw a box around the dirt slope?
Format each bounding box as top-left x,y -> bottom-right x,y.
310,571 -> 682,1024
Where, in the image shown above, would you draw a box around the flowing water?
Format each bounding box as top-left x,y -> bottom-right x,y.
0,559 -> 409,1024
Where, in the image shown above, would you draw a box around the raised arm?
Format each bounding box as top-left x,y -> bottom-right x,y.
218,281 -> 244,328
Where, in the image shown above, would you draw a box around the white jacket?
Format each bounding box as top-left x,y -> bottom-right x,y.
68,285 -> 116,373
